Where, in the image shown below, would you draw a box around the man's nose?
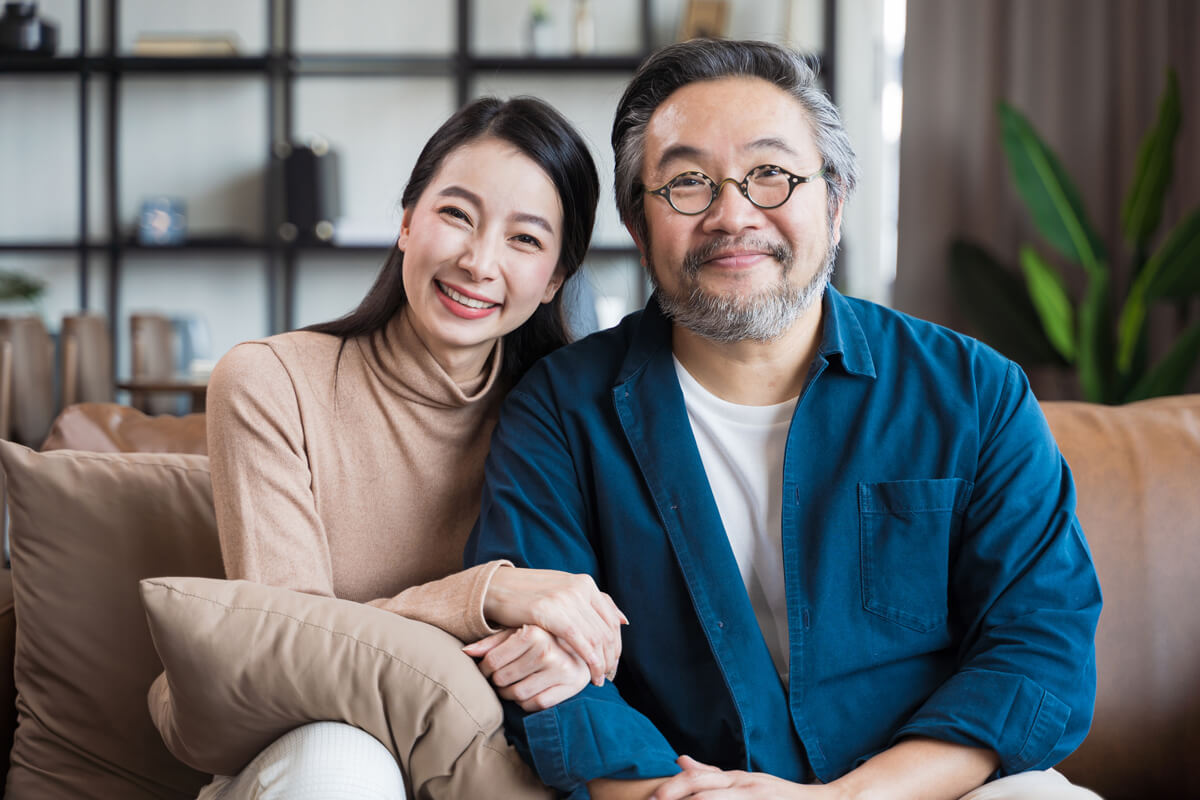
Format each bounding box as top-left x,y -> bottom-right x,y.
702,179 -> 760,234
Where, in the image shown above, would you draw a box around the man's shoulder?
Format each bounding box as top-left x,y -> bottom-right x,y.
517,310 -> 648,395
839,293 -> 1014,380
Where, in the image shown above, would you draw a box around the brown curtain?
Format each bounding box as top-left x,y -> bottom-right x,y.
894,0 -> 1200,399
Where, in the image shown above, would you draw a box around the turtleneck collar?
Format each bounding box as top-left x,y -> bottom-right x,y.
355,306 -> 503,409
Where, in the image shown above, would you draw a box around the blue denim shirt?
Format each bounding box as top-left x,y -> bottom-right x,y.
466,289 -> 1101,798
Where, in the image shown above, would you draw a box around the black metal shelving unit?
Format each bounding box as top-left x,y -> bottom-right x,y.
1,0 -> 835,365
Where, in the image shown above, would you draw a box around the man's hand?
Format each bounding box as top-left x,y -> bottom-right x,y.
648,756 -> 839,799
464,625 -> 592,711
482,566 -> 627,685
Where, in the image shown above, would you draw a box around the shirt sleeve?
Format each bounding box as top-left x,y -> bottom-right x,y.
891,361 -> 1102,775
465,385 -> 683,794
207,342 -> 506,643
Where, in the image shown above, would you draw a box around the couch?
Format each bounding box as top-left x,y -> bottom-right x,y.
0,397 -> 1197,799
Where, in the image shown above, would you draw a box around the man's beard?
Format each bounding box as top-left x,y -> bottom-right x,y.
649,232 -> 836,343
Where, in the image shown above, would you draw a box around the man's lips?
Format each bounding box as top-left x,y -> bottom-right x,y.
702,251 -> 773,269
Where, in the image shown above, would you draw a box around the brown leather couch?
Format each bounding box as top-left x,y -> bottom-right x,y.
1,398 -> 1198,799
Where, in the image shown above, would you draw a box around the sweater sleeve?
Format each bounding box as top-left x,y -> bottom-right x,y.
367,560 -> 510,643
207,342 -> 337,597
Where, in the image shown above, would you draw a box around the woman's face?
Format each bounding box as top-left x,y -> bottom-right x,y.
399,136 -> 564,380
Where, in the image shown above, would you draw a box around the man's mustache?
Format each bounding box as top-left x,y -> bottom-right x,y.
681,237 -> 795,278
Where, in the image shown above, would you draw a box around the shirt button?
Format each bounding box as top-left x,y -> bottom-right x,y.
717,621 -> 724,628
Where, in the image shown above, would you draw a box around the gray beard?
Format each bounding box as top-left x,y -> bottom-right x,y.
650,235 -> 836,343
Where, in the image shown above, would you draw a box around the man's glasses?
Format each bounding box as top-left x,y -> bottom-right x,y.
645,164 -> 826,215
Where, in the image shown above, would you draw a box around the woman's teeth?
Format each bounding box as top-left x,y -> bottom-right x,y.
438,281 -> 497,309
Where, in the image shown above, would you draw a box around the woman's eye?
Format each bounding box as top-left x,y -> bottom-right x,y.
512,233 -> 543,249
439,206 -> 471,223
755,166 -> 783,178
671,175 -> 706,188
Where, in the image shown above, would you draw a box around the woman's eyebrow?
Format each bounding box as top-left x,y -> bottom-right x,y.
511,212 -> 554,234
437,185 -> 483,205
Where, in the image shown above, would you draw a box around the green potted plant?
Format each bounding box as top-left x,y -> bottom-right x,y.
950,69 -> 1200,404
0,269 -> 46,317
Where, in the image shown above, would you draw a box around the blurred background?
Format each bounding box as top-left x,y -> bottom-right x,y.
1,0 -> 1197,446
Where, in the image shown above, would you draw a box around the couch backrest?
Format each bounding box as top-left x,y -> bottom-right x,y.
1045,395 -> 1200,799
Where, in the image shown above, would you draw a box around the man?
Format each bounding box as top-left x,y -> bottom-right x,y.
466,39 -> 1102,800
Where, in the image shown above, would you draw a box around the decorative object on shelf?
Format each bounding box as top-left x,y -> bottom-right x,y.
0,1 -> 57,56
573,0 -> 596,55
137,197 -> 187,246
277,137 -> 340,244
679,0 -> 730,40
132,33 -> 239,57
950,69 -> 1200,404
528,0 -> 553,56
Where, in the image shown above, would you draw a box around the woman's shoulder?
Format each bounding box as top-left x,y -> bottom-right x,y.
210,330 -> 346,403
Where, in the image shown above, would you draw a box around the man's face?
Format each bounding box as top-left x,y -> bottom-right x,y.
638,76 -> 844,342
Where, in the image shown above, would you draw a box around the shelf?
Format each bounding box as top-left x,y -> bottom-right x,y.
121,235 -> 270,252
112,56 -> 271,73
0,241 -> 86,252
291,55 -> 456,77
469,55 -> 645,73
0,55 -> 85,73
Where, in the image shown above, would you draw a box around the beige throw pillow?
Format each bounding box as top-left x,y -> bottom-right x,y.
0,442 -> 220,799
142,576 -> 550,799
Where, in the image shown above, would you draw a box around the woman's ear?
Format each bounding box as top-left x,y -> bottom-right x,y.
540,270 -> 566,304
397,207 -> 414,251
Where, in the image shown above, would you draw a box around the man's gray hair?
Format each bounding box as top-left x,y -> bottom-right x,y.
612,39 -> 859,247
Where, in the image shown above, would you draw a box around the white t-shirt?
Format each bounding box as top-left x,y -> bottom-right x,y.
673,356 -> 796,683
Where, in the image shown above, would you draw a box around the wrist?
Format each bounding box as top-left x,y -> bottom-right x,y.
481,563 -> 513,622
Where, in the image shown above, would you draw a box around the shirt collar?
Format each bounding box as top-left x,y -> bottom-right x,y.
617,286 -> 877,386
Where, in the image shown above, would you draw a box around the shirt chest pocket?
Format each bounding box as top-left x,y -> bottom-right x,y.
858,478 -> 972,633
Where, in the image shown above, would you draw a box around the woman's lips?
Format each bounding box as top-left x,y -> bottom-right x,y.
435,280 -> 500,319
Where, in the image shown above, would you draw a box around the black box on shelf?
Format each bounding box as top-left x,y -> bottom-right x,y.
278,140 -> 340,243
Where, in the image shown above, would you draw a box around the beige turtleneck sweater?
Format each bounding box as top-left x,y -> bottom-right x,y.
205,308 -> 509,642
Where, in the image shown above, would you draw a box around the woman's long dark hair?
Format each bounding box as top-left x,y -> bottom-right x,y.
305,97 -> 600,383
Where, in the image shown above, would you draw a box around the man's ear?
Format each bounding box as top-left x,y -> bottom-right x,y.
829,195 -> 846,248
397,207 -> 414,251
624,222 -> 648,267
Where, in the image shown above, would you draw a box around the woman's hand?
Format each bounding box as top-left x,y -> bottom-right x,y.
463,626 -> 591,711
482,567 -> 627,685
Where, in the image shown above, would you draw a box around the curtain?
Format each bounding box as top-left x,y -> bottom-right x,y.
894,0 -> 1200,399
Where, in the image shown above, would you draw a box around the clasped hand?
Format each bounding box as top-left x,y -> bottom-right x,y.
463,566 -> 627,711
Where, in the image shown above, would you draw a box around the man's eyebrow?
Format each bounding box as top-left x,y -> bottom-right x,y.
439,185 -> 554,234
746,136 -> 799,156
655,144 -> 705,173
654,138 -> 800,174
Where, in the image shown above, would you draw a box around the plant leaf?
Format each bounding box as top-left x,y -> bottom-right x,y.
1116,207 -> 1200,372
1121,69 -> 1182,249
947,239 -> 1064,366
1124,318 -> 1200,402
1076,269 -> 1114,403
1142,207 -> 1200,299
999,103 -> 1108,275
1019,246 -> 1076,361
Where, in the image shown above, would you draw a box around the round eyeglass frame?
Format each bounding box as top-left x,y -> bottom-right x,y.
645,164 -> 827,215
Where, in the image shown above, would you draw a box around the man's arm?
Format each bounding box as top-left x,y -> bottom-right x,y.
465,384 -> 683,794
887,362 -> 1101,775
591,738 -> 996,800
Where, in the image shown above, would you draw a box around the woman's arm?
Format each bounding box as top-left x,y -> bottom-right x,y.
206,342 -> 337,595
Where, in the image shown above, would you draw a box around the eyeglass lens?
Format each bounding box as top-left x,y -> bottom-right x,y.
667,166 -> 794,213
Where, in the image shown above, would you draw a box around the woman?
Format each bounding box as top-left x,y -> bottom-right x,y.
193,97 -> 619,799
